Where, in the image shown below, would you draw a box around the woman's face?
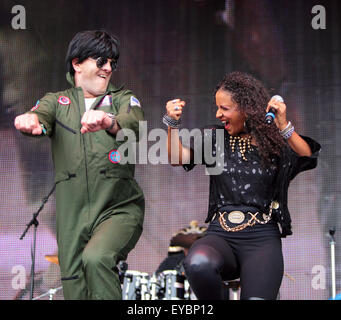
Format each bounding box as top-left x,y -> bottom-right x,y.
215,89 -> 246,136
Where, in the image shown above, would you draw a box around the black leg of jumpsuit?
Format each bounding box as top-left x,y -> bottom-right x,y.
183,235 -> 239,300
237,234 -> 283,300
183,234 -> 283,300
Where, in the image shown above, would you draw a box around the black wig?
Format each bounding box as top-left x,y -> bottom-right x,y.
65,30 -> 120,75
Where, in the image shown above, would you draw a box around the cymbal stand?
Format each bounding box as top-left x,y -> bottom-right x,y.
329,228 -> 336,300
32,286 -> 63,300
19,184 -> 55,300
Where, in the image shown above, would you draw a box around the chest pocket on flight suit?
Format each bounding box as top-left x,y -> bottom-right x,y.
54,171 -> 77,185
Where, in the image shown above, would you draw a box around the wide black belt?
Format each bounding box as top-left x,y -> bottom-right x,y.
211,201 -> 279,232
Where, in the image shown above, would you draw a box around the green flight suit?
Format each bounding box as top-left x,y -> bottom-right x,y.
26,73 -> 145,299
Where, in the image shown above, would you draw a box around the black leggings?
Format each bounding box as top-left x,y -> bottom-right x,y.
183,233 -> 284,300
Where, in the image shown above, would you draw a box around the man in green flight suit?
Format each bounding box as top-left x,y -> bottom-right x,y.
14,30 -> 145,300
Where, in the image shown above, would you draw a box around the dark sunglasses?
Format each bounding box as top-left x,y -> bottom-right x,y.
91,57 -> 116,70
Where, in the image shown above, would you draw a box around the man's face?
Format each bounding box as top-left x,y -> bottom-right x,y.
73,57 -> 113,98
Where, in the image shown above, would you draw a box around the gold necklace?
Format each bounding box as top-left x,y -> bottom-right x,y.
229,135 -> 252,161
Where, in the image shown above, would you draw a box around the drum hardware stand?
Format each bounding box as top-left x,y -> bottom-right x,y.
123,274 -> 134,300
329,228 -> 336,300
32,286 -> 63,300
228,280 -> 240,300
222,279 -> 240,300
19,184 -> 56,300
140,276 -> 149,300
148,273 -> 159,300
135,277 -> 143,300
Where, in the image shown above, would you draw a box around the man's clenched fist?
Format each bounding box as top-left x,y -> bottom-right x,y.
14,113 -> 43,135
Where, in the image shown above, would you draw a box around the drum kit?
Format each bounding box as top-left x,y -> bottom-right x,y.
33,255 -> 195,300
36,255 -> 298,300
121,269 -> 195,300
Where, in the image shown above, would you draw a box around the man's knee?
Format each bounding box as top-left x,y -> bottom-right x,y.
82,247 -> 117,271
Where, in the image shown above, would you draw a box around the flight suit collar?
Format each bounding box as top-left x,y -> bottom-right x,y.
66,72 -> 124,114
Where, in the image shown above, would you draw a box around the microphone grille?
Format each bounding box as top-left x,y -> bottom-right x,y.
271,95 -> 284,103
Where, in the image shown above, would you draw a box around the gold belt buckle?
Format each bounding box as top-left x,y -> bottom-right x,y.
227,211 -> 245,224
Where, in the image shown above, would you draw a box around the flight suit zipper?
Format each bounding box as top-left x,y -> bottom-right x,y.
76,90 -> 91,212
76,89 -> 114,219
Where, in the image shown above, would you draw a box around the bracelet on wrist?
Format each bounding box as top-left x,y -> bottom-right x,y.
162,114 -> 181,128
40,123 -> 47,135
279,121 -> 294,139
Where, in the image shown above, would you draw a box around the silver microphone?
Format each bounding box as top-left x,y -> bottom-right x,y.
265,95 -> 284,124
271,95 -> 284,103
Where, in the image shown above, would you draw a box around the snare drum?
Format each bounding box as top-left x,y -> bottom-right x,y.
158,270 -> 187,300
122,270 -> 150,300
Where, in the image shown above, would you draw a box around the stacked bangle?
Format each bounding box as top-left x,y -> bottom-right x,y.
279,121 -> 294,139
163,114 -> 181,128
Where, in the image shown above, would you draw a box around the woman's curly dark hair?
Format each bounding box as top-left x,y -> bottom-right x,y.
214,71 -> 286,166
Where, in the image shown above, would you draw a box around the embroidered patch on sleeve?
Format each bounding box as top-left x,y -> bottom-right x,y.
30,100 -> 40,111
130,96 -> 141,108
58,96 -> 71,105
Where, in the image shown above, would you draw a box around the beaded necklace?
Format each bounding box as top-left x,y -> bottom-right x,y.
229,135 -> 253,161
